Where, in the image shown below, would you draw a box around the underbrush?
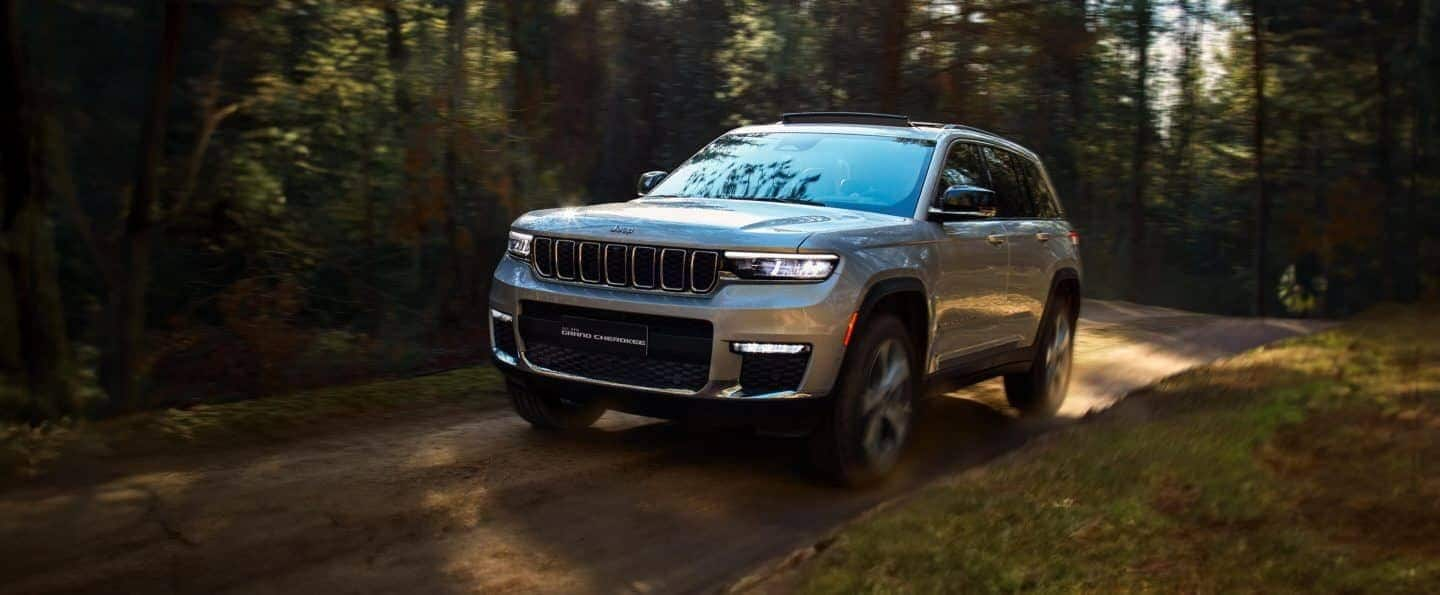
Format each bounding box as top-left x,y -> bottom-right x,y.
1,366 -> 506,481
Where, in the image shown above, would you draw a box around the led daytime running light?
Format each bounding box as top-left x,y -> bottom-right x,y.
730,342 -> 811,355
507,231 -> 533,259
724,251 -> 838,281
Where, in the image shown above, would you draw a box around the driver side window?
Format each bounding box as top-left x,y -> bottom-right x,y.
937,142 -> 990,198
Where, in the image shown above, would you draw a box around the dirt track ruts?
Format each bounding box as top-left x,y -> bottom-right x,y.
0,301 -> 1331,594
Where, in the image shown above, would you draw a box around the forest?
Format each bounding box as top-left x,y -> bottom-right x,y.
1,0 -> 1436,422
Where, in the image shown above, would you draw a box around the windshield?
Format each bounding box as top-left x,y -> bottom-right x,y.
646,132 -> 936,217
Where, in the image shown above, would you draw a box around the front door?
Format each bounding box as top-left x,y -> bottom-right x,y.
929,142 -> 1013,370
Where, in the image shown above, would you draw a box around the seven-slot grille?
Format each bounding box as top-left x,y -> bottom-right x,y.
529,236 -> 720,293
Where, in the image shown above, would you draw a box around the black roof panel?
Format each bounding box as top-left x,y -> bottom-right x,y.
779,112 -> 911,127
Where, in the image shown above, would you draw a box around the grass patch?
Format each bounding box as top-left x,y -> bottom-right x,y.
797,305 -> 1440,594
1,366 -> 507,481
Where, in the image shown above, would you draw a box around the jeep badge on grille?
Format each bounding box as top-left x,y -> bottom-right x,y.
610,225 -> 635,235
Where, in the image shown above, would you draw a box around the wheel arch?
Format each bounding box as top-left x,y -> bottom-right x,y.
1049,267 -> 1082,314
851,277 -> 930,375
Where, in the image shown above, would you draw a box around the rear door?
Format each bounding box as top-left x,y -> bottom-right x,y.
985,147 -> 1066,347
930,142 -> 1013,369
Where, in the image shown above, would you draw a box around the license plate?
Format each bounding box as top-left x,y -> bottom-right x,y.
558,315 -> 649,357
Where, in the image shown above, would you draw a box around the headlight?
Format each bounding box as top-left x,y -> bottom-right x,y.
507,230 -> 533,260
724,251 -> 838,281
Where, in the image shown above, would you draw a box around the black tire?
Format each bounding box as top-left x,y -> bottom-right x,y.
1004,292 -> 1076,417
809,314 -> 917,487
507,377 -> 606,430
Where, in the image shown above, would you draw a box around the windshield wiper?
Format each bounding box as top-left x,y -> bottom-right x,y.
726,196 -> 827,207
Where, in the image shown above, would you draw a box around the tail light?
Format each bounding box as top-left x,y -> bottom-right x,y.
1068,231 -> 1080,246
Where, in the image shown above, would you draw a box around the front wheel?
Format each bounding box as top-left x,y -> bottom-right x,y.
1004,293 -> 1076,417
809,314 -> 916,486
507,377 -> 606,430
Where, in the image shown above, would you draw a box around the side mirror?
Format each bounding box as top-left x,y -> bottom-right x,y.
637,170 -> 668,196
929,185 -> 997,221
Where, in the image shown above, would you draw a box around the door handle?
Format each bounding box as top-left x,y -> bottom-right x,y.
985,235 -> 1006,246
1035,232 -> 1052,242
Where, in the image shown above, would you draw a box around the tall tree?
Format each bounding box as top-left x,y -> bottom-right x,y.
0,0 -> 76,420
1368,0 -> 1399,299
548,0 -> 603,171
383,0 -> 412,116
877,0 -> 911,113
1404,0 -> 1435,300
1170,0 -> 1203,209
98,0 -> 188,410
505,0 -> 554,141
438,0 -> 472,324
1128,0 -> 1153,300
1251,0 -> 1269,316
1062,0 -> 1094,218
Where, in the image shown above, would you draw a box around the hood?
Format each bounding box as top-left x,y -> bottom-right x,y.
511,197 -> 910,252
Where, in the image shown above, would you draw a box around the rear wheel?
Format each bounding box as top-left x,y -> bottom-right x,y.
809,315 -> 916,486
1004,293 -> 1075,417
508,377 -> 606,430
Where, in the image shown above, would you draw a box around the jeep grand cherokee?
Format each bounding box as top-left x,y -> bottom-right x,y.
490,112 -> 1081,485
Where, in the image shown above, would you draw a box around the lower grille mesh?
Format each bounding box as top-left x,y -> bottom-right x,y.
525,342 -> 709,391
739,353 -> 809,395
493,318 -> 517,358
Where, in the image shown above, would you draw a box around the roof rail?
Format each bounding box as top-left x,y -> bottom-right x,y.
780,112 -> 911,127
942,123 -> 1002,137
776,113 -> 1006,138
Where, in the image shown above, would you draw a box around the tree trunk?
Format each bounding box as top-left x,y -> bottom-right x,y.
1172,0 -> 1200,208
1398,0 -> 1431,301
1251,0 -> 1269,317
1061,0 -> 1095,248
383,0 -> 411,117
436,0 -> 470,326
0,0 -> 75,421
877,0 -> 910,113
1063,0 -> 1090,208
1127,0 -> 1151,301
505,0 -> 554,139
99,0 -> 187,411
1370,0 -> 1398,300
380,0 -> 411,325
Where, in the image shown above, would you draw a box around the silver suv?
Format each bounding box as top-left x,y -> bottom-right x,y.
490,113 -> 1080,484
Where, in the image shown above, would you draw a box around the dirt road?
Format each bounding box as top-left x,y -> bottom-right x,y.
0,301 -> 1329,594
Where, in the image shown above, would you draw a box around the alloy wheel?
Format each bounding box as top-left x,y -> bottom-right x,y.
859,338 -> 912,468
1045,311 -> 1074,407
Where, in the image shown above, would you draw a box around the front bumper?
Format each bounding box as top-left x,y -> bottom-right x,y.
489,256 -> 857,399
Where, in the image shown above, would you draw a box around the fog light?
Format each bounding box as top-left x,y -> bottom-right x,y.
730,342 -> 811,355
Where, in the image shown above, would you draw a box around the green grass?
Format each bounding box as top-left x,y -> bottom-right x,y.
1,366 -> 507,480
797,305 -> 1440,594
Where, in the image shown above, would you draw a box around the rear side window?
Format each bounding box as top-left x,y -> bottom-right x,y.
1019,159 -> 1061,218
980,147 -> 1031,218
